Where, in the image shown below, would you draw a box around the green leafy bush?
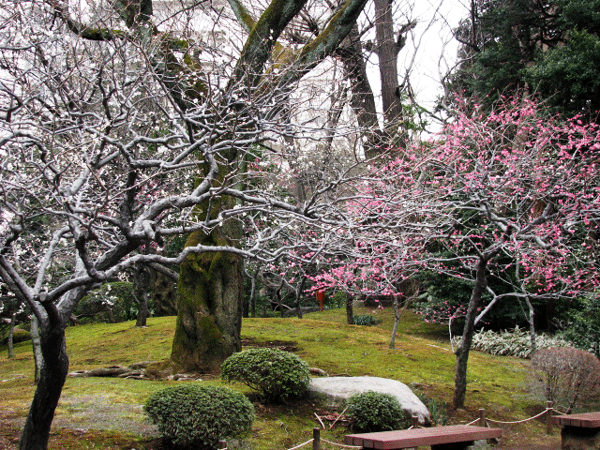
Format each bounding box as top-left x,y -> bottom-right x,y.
221,348 -> 310,403
145,384 -> 254,449
346,391 -> 410,432
454,326 -> 572,359
561,292 -> 600,358
76,282 -> 144,324
327,291 -> 347,309
1,328 -> 31,345
352,315 -> 381,326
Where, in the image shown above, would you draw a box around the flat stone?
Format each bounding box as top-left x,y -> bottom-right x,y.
309,376 -> 430,424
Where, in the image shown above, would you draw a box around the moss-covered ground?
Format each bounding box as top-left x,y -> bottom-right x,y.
0,305 -> 561,449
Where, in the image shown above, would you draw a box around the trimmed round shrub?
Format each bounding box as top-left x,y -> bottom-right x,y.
145,384 -> 254,449
346,391 -> 410,432
531,347 -> 600,412
2,328 -> 31,345
221,348 -> 310,403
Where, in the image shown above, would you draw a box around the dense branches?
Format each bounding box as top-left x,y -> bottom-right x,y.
312,96 -> 600,408
0,0 -> 375,447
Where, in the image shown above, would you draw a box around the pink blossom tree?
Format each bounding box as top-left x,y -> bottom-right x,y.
313,97 -> 600,409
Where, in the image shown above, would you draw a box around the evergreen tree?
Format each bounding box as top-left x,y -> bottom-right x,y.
447,0 -> 600,118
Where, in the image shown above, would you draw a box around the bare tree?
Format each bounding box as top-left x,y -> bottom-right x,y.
0,0 -> 377,448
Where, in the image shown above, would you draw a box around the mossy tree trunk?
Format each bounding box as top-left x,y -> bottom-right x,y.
170,223 -> 244,374
114,0 -> 370,375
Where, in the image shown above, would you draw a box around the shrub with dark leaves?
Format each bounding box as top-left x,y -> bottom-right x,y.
221,348 -> 310,403
346,391 -> 411,432
145,384 -> 254,449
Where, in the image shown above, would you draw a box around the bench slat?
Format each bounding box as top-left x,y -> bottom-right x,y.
552,412 -> 600,428
345,425 -> 502,450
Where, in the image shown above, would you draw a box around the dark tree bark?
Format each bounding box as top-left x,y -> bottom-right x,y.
293,276 -> 307,319
338,25 -> 380,138
133,251 -> 150,327
19,303 -> 68,450
337,1 -> 416,156
453,255 -> 490,409
373,0 -> 403,127
525,295 -> 536,353
346,297 -> 354,324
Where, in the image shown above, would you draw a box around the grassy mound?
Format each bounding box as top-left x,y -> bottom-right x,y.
0,305 -> 559,450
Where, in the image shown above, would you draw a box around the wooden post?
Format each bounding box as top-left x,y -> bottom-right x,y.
412,415 -> 420,428
313,427 -> 321,450
546,401 -> 554,434
405,416 -> 420,449
479,409 -> 486,427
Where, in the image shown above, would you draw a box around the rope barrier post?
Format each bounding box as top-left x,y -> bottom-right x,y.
479,409 -> 486,427
412,415 -> 419,428
546,401 -> 554,434
313,427 -> 321,450
218,439 -> 227,449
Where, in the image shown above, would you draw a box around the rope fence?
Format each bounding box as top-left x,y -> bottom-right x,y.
218,428 -> 362,450
465,401 -> 558,434
219,402 -> 561,450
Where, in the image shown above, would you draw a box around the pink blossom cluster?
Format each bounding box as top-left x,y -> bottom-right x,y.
309,96 -> 600,322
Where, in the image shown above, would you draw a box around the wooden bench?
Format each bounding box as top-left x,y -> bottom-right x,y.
552,412 -> 600,449
345,425 -> 502,450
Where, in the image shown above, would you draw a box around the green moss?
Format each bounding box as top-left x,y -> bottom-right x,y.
170,231 -> 239,373
166,36 -> 189,50
1,308 -> 549,450
197,315 -> 223,345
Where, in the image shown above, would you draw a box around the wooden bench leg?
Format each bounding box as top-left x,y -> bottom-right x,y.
561,426 -> 600,450
431,441 -> 474,450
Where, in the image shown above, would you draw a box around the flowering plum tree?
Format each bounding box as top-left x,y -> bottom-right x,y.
313,96 -> 600,409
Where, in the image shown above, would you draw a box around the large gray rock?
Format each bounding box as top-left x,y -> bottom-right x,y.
309,376 -> 430,424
